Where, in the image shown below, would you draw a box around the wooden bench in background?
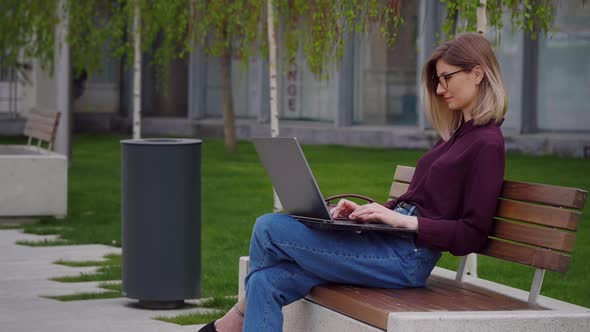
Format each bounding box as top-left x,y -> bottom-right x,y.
239,165 -> 589,331
24,110 -> 61,151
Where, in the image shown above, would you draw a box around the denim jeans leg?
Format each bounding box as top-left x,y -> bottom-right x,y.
244,261 -> 324,332
246,213 -> 418,288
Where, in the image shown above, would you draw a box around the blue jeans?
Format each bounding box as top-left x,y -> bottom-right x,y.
243,204 -> 441,332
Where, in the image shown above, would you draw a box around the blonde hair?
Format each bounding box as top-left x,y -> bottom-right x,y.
421,33 -> 508,140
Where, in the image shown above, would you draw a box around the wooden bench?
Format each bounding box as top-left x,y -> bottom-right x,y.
23,110 -> 61,151
238,165 -> 590,331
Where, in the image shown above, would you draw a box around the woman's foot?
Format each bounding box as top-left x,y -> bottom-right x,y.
197,321 -> 217,332
198,304 -> 244,332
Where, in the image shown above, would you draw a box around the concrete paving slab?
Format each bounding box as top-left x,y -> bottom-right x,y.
0,229 -> 210,331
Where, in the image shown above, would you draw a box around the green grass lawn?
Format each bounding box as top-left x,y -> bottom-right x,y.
2,135 -> 589,307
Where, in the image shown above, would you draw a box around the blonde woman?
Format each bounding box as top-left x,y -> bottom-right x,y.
200,32 -> 507,332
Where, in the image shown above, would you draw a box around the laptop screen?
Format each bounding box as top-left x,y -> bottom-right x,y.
252,137 -> 332,220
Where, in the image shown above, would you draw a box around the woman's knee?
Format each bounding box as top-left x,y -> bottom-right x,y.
253,213 -> 296,239
245,269 -> 268,289
246,263 -> 319,307
253,213 -> 277,238
254,213 -> 280,228
245,269 -> 279,303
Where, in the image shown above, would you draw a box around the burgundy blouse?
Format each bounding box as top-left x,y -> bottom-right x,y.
384,119 -> 505,256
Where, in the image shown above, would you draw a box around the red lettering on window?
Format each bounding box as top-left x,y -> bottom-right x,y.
286,63 -> 298,113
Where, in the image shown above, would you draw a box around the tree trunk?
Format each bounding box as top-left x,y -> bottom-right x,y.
467,0 -> 487,279
267,0 -> 279,138
451,7 -> 458,36
477,0 -> 487,35
267,0 -> 282,212
54,0 -> 72,165
219,51 -> 237,152
132,2 -> 141,139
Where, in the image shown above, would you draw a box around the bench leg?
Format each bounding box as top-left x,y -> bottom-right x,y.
465,253 -> 478,277
456,253 -> 478,281
528,268 -> 545,305
238,256 -> 249,299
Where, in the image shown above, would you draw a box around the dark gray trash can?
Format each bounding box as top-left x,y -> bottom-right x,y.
121,138 -> 202,309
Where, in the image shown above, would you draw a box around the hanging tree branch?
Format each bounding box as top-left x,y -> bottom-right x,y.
440,0 -> 555,39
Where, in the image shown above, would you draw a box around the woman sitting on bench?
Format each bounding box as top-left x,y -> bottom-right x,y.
200,32 -> 508,332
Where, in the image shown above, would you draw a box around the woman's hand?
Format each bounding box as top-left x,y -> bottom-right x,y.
349,203 -> 419,231
329,199 -> 360,219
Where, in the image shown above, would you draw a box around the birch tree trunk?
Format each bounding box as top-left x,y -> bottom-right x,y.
464,0 -> 488,278
54,0 -> 72,164
267,1 -> 279,139
267,0 -> 282,212
477,0 -> 487,35
132,2 -> 142,139
220,50 -> 237,152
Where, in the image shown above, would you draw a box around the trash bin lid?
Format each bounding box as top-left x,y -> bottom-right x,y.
120,138 -> 202,145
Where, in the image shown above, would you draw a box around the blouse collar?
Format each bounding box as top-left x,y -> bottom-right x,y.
454,117 -> 504,137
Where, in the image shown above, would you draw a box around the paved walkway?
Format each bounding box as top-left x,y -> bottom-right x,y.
0,229 -> 211,332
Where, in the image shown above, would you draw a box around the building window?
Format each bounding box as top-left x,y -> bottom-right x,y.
537,2 -> 590,132
73,45 -> 121,113
353,2 -> 419,126
205,57 -> 262,119
278,53 -> 337,123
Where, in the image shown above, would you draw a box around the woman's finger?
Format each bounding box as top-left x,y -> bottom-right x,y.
350,203 -> 377,218
332,200 -> 346,217
350,207 -> 373,220
354,211 -> 376,223
333,199 -> 359,218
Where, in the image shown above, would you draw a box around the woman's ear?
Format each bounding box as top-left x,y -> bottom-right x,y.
473,65 -> 484,85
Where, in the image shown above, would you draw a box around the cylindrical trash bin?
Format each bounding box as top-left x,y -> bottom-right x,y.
121,138 -> 202,309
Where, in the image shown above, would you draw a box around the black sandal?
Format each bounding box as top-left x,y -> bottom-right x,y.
198,305 -> 243,331
198,321 -> 217,332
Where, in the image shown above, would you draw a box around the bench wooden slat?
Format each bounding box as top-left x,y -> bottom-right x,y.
427,275 -> 545,310
392,165 -> 415,183
426,278 -> 529,310
25,122 -> 56,135
309,286 -> 389,330
497,199 -> 581,231
492,219 -> 576,252
374,286 -> 493,311
478,238 -> 570,272
501,180 -> 587,210
308,274 -> 543,330
24,119 -> 58,134
388,181 -> 409,199
24,127 -> 54,142
27,112 -> 60,127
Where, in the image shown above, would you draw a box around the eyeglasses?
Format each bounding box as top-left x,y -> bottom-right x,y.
431,68 -> 472,90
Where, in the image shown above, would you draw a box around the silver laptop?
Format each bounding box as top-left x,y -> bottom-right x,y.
252,137 -> 414,232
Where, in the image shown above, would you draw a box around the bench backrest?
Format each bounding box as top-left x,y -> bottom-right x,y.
24,111 -> 61,151
389,165 -> 587,304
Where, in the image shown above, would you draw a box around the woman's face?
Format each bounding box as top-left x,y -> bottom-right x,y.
434,59 -> 483,117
